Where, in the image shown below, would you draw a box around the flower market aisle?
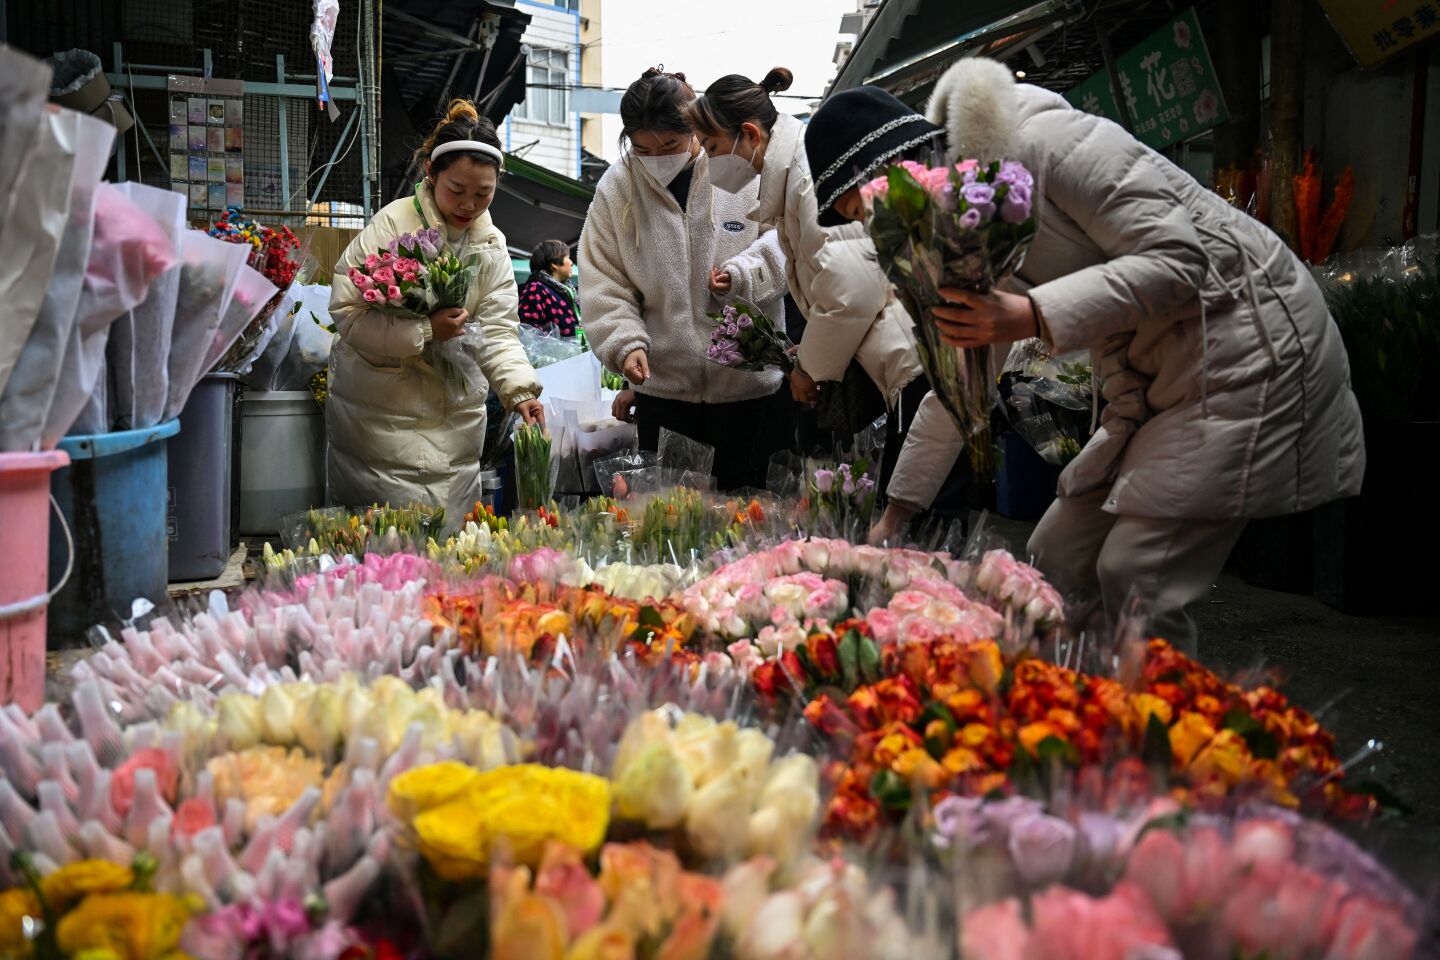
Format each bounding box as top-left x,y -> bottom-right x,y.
7,502 -> 1438,960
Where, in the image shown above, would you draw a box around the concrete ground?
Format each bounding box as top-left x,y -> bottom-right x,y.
983,513 -> 1440,898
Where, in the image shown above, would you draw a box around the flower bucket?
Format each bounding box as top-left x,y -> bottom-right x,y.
168,373 -> 240,580
0,450 -> 70,711
239,390 -> 326,536
49,420 -> 180,647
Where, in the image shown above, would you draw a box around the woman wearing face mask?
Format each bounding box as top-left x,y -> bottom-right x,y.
518,239 -> 581,338
813,60 -> 1365,648
686,69 -> 971,534
327,99 -> 545,524
580,68 -> 793,491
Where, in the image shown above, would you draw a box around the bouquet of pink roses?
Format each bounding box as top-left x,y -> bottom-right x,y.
864,157 -> 1038,438
347,228 -> 486,402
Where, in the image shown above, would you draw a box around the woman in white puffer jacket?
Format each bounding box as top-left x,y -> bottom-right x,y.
686,70 -> 971,532
580,68 -> 793,492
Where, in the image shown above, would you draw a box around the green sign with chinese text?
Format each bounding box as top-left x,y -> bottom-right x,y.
1064,8 -> 1229,151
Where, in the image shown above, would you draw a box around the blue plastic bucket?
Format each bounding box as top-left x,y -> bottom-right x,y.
49,420 -> 180,646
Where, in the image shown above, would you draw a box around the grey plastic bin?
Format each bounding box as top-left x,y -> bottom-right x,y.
167,373 -> 240,580
238,390 -> 326,537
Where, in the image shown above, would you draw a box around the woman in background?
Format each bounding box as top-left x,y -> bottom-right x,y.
327,99 -> 544,524
580,67 -> 793,491
518,238 -> 581,338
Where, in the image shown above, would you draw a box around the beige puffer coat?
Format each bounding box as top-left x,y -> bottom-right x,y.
579,150 -> 786,404
893,58 -> 1364,521
750,114 -> 924,407
326,184 -> 542,523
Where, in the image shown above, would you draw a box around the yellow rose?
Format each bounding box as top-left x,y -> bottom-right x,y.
470,766 -> 611,867
1168,711 -> 1216,768
0,887 -> 41,954
258,686 -> 298,747
612,743 -> 692,830
294,685 -> 343,756
735,728 -> 776,783
214,693 -> 261,750
611,711 -> 674,784
41,860 -> 135,907
1131,693 -> 1174,731
55,892 -> 192,960
967,640 -> 1004,694
447,711 -> 512,770
413,797 -> 490,881
164,702 -> 217,758
388,761 -> 481,821
1189,729 -> 1252,785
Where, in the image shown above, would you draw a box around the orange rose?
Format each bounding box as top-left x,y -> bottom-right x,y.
1168,712 -> 1216,768
1018,721 -> 1063,756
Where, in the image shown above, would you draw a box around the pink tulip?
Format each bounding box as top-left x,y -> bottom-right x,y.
960,899 -> 1029,960
1224,862 -> 1344,958
1233,819 -> 1295,871
1028,882 -> 1179,960
111,747 -> 178,817
1324,896 -> 1418,960
1124,827 -> 1235,925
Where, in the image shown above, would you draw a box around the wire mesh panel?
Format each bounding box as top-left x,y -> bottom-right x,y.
5,0 -> 373,224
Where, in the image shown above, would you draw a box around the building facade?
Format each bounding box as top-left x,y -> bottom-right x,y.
504,0 -> 583,180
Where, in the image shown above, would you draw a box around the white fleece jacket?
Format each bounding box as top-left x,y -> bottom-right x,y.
579,150 -> 786,404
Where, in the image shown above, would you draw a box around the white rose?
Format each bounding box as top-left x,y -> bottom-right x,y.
766,582 -> 808,620
613,710 -> 676,780
613,741 -> 693,829
738,890 -> 806,960
720,856 -> 778,938
735,729 -> 776,783
686,764 -> 756,860
804,889 -> 863,960
675,717 -> 736,788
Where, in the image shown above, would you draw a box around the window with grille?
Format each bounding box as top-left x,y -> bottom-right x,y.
517,47 -> 570,125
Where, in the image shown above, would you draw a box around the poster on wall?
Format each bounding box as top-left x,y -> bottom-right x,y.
167,76 -> 244,215
1063,7 -> 1229,152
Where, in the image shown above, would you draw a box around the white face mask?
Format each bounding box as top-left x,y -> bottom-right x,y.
710,133 -> 760,194
637,151 -> 691,187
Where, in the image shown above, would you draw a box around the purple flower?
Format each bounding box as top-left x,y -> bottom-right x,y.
387,238 -> 400,255
958,207 -> 984,231
857,476 -> 876,494
398,232 -> 417,251
726,322 -> 740,337
707,344 -> 721,359
723,304 -> 738,320
961,181 -> 996,218
736,313 -> 753,329
933,796 -> 986,848
842,475 -> 856,496
837,462 -> 852,479
999,182 -> 1032,224
1008,814 -> 1078,886
814,469 -> 835,494
998,161 -> 1034,190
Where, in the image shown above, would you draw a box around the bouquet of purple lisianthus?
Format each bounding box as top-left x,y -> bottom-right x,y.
705,301 -> 793,373
865,157 -> 1038,438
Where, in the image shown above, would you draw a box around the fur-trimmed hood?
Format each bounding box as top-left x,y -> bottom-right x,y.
925,57 -> 1021,166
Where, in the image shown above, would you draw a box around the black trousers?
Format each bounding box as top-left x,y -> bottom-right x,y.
880,374 -> 973,525
635,386 -> 796,492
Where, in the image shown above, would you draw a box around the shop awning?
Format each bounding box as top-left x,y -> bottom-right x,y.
379,0 -> 533,201
489,152 -> 595,257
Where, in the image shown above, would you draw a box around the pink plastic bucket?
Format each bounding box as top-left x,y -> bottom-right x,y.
0,450 -> 71,712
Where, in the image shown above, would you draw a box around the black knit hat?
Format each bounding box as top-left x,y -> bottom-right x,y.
805,85 -> 943,226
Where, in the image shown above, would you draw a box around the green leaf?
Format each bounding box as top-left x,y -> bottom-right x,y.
839,629 -> 861,691
886,164 -> 928,222
1142,712 -> 1173,768
869,769 -> 913,812
858,631 -> 882,684
1222,709 -> 1280,760
1035,735 -> 1080,768
636,605 -> 666,630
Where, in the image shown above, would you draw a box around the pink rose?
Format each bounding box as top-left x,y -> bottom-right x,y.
960,899 -> 1029,960
386,285 -> 403,302
1232,819 -> 1294,871
1224,863 -> 1343,958
1124,827 -> 1234,925
364,254 -> 381,271
1324,896 -> 1418,960
859,177 -> 889,206
173,798 -> 217,838
1029,883 -> 1179,960
111,747 -> 179,817
347,268 -> 368,288
379,250 -> 395,262
362,288 -> 383,304
402,271 -> 418,283
372,266 -> 396,285
534,857 -> 605,939
865,608 -> 900,645
1007,813 -> 1078,886
898,160 -> 929,180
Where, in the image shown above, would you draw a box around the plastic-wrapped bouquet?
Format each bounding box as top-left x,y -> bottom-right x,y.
705,301 -> 793,372
347,227 -> 485,403
865,158 -> 1038,438
805,460 -> 877,539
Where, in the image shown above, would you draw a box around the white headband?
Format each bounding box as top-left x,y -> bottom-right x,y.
430,139 -> 505,170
